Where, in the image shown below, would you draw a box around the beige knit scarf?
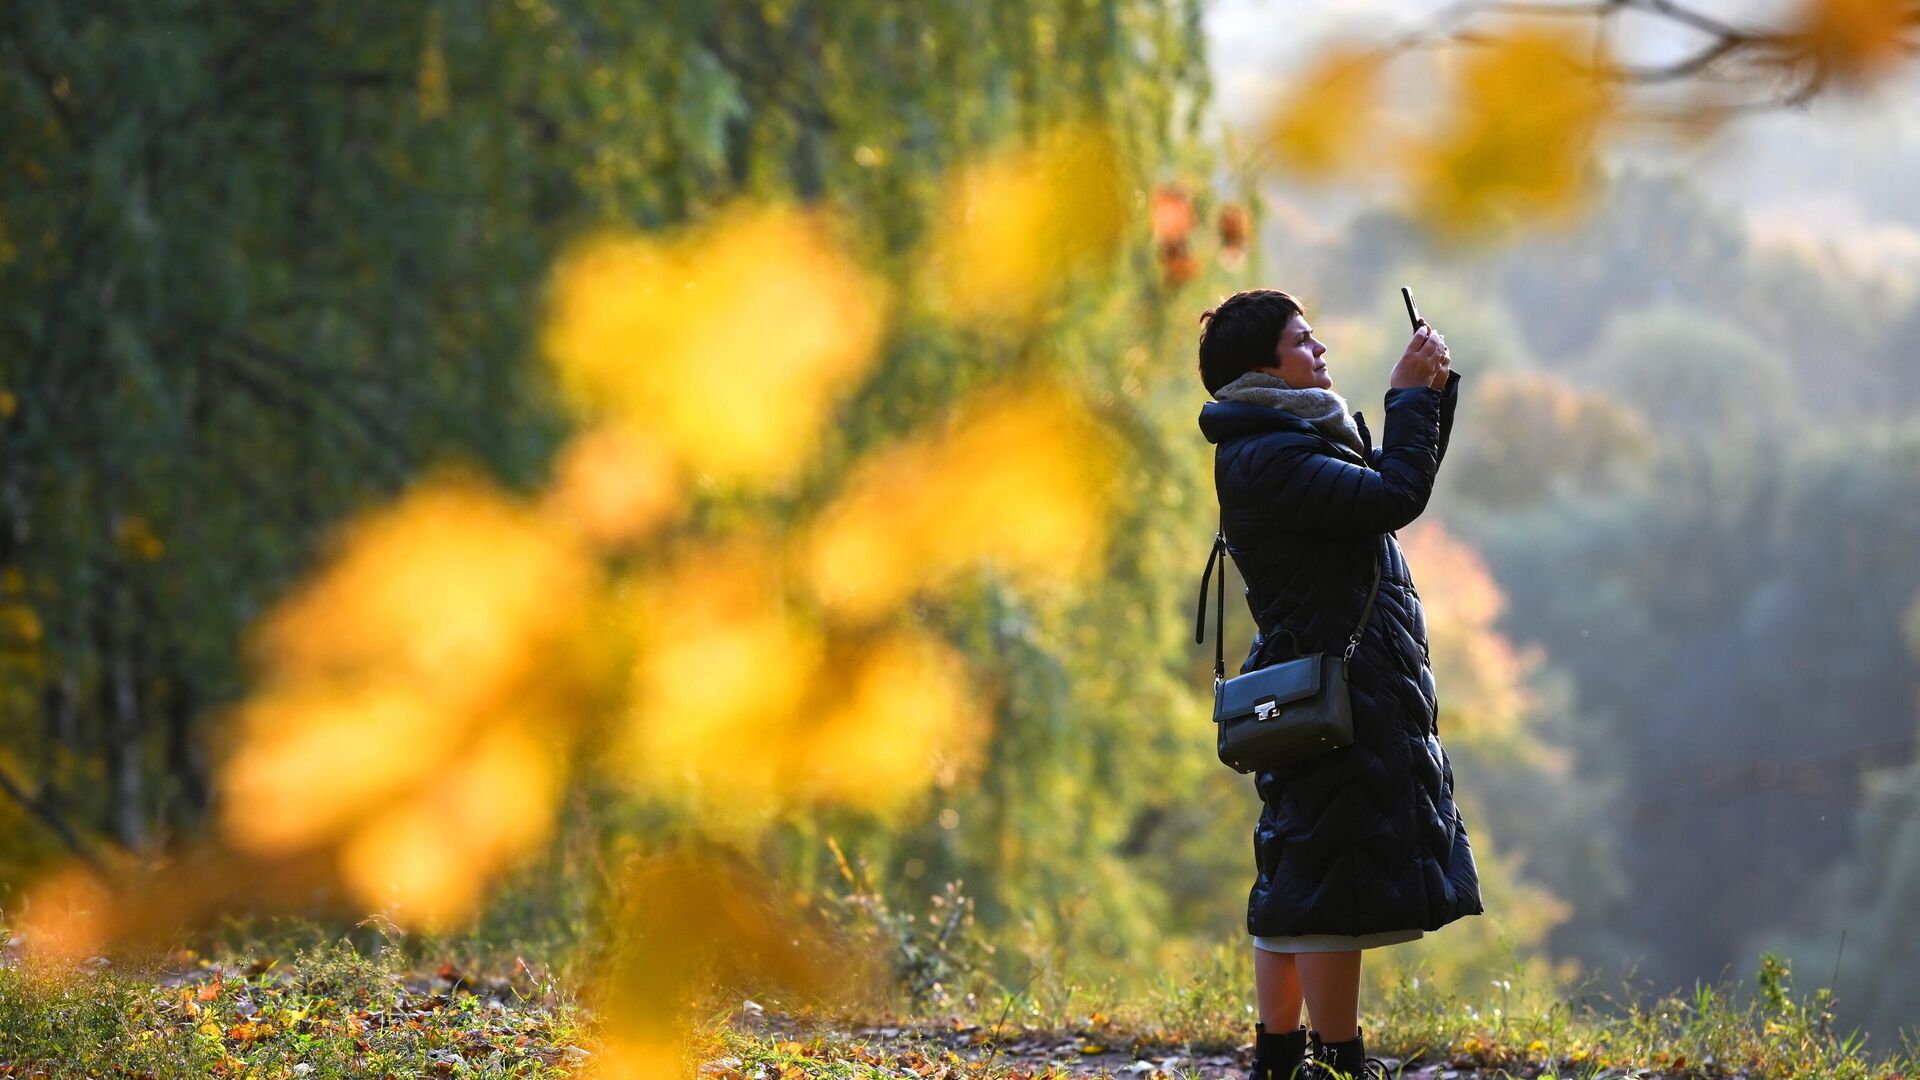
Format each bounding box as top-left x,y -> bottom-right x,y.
1211,370 -> 1368,460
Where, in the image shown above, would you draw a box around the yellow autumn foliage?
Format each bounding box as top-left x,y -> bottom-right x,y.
925,122 -> 1129,325
541,202 -> 886,486
1795,0 -> 1916,84
218,475 -> 598,925
542,422 -> 682,549
586,843 -> 880,1080
23,107 -> 1144,1048
11,864 -> 114,972
243,477 -> 595,705
1396,519 -> 1556,767
619,540 -> 828,832
804,382 -> 1119,621
338,725 -> 564,926
1262,45 -> 1386,177
1409,26 -> 1617,237
791,627 -> 988,810
618,538 -> 990,833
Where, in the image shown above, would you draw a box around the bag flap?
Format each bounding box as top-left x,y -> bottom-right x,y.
1217,655 -> 1322,716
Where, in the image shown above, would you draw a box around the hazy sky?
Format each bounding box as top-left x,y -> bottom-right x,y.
1202,0 -> 1920,284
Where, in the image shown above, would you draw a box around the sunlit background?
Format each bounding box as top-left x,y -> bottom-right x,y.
2,0 -> 1918,1072
1207,0 -> 1920,1043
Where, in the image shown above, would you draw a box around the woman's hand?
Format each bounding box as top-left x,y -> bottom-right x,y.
1389,321 -> 1449,390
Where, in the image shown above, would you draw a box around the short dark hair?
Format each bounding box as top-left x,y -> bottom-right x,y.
1196,289 -> 1304,395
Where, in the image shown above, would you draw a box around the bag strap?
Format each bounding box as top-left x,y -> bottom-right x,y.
1196,509 -> 1383,685
1194,516 -> 1228,681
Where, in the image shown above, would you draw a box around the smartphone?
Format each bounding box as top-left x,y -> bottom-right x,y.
1401,286 -> 1423,332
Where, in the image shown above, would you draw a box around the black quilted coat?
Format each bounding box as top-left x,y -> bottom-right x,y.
1197,370 -> 1484,938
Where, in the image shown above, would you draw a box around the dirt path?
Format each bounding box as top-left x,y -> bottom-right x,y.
719,1005 -> 1535,1079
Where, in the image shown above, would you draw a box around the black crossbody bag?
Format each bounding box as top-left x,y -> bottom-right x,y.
1194,517 -> 1382,773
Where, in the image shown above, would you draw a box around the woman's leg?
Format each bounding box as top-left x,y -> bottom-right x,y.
1296,951 -> 1362,1042
1252,947 -> 1303,1029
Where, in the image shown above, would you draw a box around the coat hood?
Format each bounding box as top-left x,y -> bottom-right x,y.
1198,398 -> 1374,465
1198,398 -> 1315,445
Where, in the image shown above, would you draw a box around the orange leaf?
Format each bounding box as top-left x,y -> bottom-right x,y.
1408,25 -> 1616,238
1795,0 -> 1915,83
1264,45 -> 1386,177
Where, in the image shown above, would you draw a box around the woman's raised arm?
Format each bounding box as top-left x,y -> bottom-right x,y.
1237,384 -> 1448,537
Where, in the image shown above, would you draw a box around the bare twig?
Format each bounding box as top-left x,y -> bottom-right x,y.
1391,0 -> 1920,115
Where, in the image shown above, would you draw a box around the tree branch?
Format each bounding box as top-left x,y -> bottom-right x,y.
1398,0 -> 1920,115
0,763 -> 106,873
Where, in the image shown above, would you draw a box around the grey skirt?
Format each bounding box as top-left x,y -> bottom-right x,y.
1251,928 -> 1424,953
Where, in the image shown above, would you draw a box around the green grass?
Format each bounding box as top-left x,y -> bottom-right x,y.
781,871 -> 1920,1078
0,939 -> 586,1079
2,885 -> 1914,1080
4,943 -> 1915,1079
799,938 -> 1920,1080
677,952 -> 1920,1079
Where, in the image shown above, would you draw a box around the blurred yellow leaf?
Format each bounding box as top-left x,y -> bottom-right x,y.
591,1035 -> 688,1080
589,842 -> 881,1071
926,122 -> 1129,325
803,382 -> 1119,620
541,203 -> 885,485
338,725 -> 563,926
13,864 -> 112,970
1263,45 -> 1386,177
1795,0 -> 1916,83
620,542 -> 992,827
222,685 -> 456,851
216,474 -> 598,925
249,474 -> 594,701
1409,26 -> 1616,237
620,542 -> 824,833
339,804 -> 479,929
793,627 -> 987,814
542,422 -> 682,549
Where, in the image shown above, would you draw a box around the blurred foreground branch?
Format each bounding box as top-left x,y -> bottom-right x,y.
1416,0 -> 1920,113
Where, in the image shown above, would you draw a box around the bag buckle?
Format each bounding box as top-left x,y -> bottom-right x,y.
1253,699 -> 1279,722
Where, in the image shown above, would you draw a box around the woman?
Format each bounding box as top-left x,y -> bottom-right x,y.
1195,289 -> 1484,1080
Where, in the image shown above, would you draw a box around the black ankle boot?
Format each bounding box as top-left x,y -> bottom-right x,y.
1308,1025 -> 1388,1079
1249,1021 -> 1311,1080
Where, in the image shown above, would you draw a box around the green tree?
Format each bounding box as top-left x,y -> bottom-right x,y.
1574,303 -> 1791,444
2,0 -> 1284,1006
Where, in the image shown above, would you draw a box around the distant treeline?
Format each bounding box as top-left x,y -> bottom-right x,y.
1284,169 -> 1920,1044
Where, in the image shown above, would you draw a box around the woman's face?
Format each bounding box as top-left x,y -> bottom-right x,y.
1256,313 -> 1330,390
